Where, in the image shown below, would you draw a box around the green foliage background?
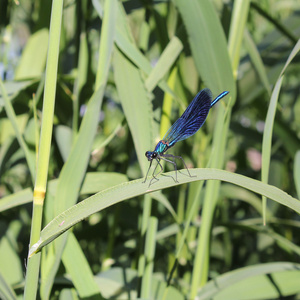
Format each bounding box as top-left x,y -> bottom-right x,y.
0,0 -> 300,299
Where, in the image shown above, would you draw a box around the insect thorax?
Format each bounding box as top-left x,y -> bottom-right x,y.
154,140 -> 171,154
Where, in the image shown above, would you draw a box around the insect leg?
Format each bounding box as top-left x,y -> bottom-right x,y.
143,159 -> 153,183
149,158 -> 164,186
162,154 -> 196,178
160,155 -> 179,182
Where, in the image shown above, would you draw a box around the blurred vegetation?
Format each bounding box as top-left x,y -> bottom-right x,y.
0,0 -> 300,299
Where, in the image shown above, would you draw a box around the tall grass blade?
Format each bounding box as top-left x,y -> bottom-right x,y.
261,77 -> 283,225
160,67 -> 177,138
145,36 -> 183,93
113,48 -> 153,174
243,29 -> 271,95
228,0 -> 250,79
0,271 -> 17,300
261,39 -> 300,224
173,0 -> 235,94
62,233 -> 102,298
140,217 -> 158,299
24,1 -> 64,299
0,80 -> 35,180
39,1 -> 117,298
173,0 -> 236,295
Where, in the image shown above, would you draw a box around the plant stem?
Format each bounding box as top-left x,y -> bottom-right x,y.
24,1 -> 64,299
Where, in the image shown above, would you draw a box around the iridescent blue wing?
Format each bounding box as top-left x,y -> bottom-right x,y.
162,89 -> 212,147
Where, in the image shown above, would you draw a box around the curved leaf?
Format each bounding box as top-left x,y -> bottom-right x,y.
29,168 -> 300,256
197,262 -> 300,299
